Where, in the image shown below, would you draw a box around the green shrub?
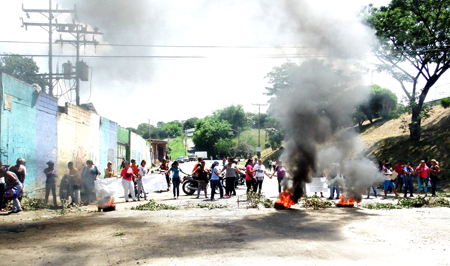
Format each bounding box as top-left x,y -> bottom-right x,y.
131,199 -> 178,211
247,192 -> 274,208
21,195 -> 48,211
441,97 -> 450,108
301,196 -> 333,210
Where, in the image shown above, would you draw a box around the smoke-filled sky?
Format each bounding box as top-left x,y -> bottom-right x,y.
1,0 -> 449,128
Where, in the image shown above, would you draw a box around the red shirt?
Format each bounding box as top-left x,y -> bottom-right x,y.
416,165 -> 429,178
245,165 -> 254,180
121,168 -> 134,181
393,164 -> 404,175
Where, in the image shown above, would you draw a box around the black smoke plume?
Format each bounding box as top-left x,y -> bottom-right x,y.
266,1 -> 383,203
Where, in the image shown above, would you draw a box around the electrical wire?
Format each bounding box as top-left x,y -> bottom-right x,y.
0,40 -> 307,49
0,54 -> 328,59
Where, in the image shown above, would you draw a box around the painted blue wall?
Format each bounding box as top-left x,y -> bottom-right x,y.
0,73 -> 58,192
35,91 -> 58,188
99,117 -> 118,177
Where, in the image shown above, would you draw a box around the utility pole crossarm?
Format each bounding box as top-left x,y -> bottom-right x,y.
22,4 -> 76,14
21,1 -> 77,97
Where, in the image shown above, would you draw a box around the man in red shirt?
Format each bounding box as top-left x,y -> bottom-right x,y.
393,160 -> 404,192
416,160 -> 429,195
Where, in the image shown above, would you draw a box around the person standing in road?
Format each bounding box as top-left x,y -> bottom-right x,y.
382,162 -> 399,199
429,159 -> 440,197
81,160 -> 100,204
271,161 -> 287,193
104,162 -> 116,178
245,159 -> 258,193
43,161 -> 58,207
210,161 -> 224,200
393,160 -> 404,192
194,161 -> 209,199
120,161 -> 136,202
220,158 -> 244,197
416,160 -> 429,196
67,162 -> 81,205
137,160 -> 149,201
166,161 -> 189,199
160,159 -> 170,191
253,159 -> 271,194
403,162 -> 415,198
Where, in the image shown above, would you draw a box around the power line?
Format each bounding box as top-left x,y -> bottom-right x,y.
0,54 -> 327,59
0,40 -> 308,49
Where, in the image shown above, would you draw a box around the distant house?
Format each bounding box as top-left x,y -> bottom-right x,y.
184,128 -> 195,137
149,139 -> 168,163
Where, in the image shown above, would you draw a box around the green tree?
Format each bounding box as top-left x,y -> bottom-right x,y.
137,123 -> 150,139
356,84 -> 398,124
215,138 -> 235,158
366,0 -> 450,140
183,117 -> 198,130
0,54 -> 47,89
161,121 -> 182,138
214,105 -> 248,131
193,116 -> 233,157
156,121 -> 165,128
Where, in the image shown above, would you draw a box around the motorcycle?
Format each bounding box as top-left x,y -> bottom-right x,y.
182,173 -> 224,195
182,174 -> 198,195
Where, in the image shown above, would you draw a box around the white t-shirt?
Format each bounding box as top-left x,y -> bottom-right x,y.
254,164 -> 265,179
138,165 -> 148,178
382,166 -> 393,181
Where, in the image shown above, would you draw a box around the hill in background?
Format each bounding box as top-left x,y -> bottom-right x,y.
361,105 -> 450,190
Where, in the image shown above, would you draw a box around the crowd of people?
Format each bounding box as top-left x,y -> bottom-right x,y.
0,154 -> 443,213
378,158 -> 441,199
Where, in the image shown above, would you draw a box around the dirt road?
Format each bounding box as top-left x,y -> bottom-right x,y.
1,161 -> 449,265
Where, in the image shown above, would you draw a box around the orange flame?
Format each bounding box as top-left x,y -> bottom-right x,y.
275,191 -> 295,209
337,195 -> 355,206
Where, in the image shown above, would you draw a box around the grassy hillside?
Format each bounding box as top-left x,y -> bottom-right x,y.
361,105 -> 450,190
233,128 -> 267,148
168,137 -> 187,160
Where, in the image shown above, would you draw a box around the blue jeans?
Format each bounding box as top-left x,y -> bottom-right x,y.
329,185 -> 340,198
404,179 -> 413,196
417,177 -> 428,192
430,179 -> 437,196
172,178 -> 180,197
210,179 -> 223,199
367,186 -> 377,197
136,179 -> 146,199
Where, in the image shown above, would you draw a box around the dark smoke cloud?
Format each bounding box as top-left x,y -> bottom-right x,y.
55,0 -> 163,97
266,1 -> 383,203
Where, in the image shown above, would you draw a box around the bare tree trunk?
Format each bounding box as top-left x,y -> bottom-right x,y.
409,105 -> 422,141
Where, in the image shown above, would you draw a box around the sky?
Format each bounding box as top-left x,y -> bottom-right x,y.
1,0 -> 450,128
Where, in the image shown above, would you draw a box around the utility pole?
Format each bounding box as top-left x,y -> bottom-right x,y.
252,103 -> 268,158
21,1 -> 76,96
56,24 -> 102,105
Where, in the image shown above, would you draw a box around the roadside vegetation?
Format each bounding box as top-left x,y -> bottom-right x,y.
167,136 -> 188,160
